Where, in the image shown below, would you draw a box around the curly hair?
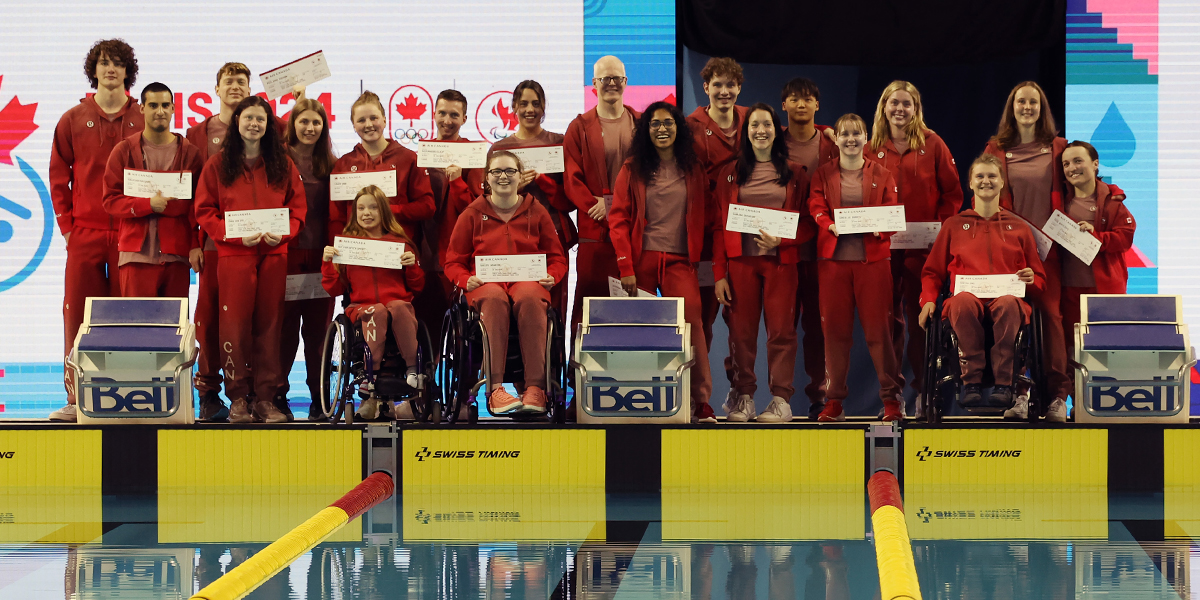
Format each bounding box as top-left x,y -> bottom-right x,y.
629,101 -> 696,182
219,96 -> 290,189
700,57 -> 744,85
735,103 -> 791,187
84,39 -> 137,90
991,81 -> 1058,150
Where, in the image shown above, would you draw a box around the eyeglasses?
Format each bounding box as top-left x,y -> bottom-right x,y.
488,168 -> 519,178
649,119 -> 676,130
593,76 -> 627,86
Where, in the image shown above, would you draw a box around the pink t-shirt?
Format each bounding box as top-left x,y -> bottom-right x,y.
642,159 -> 688,254
737,161 -> 787,257
831,167 -> 866,261
120,139 -> 186,266
1061,191 -> 1098,288
785,130 -> 821,176
600,110 -> 635,191
1006,142 -> 1056,228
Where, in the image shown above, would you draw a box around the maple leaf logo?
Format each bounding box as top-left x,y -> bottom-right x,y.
0,76 -> 38,166
492,99 -> 518,131
395,94 -> 427,126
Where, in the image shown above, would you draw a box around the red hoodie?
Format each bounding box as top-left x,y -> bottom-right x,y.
919,207 -> 1047,306
563,104 -> 641,241
687,105 -> 751,187
102,132 -> 205,256
866,130 -> 962,223
443,195 -> 568,289
50,96 -> 145,234
321,232 -> 425,303
609,158 -> 712,279
1065,179 -> 1135,294
808,160 -> 900,262
194,152 -> 307,257
330,139 -> 436,239
711,161 -> 814,281
983,136 -> 1069,218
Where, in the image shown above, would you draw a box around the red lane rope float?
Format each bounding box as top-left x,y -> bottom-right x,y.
191,471 -> 394,600
867,471 -> 922,600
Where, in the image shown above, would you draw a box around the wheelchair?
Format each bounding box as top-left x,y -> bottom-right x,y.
918,286 -> 1046,423
437,290 -> 568,424
319,295 -> 439,424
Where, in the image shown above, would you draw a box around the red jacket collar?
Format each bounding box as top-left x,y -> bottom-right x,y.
82,94 -> 139,121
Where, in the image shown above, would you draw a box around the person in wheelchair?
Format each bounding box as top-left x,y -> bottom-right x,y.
918,153 -> 1045,413
444,150 -> 567,416
321,185 -> 424,421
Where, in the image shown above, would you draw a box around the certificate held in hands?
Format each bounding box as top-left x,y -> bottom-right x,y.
725,204 -> 800,239
417,141 -> 489,169
476,254 -> 548,283
506,145 -> 565,174
888,222 -> 941,250
1042,209 -> 1102,266
954,274 -> 1026,299
224,208 -> 290,238
332,236 -> 406,269
833,205 -> 906,235
123,170 -> 192,199
259,50 -> 332,101
331,170 -> 397,201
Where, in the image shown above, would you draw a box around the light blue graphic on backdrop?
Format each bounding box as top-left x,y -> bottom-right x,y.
1092,102 -> 1136,167
0,156 -> 53,292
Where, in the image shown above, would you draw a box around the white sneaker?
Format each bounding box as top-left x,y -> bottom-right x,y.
1045,398 -> 1068,423
724,394 -> 755,422
1004,393 -> 1029,420
755,397 -> 792,423
49,404 -> 77,422
405,370 -> 419,389
914,394 -> 926,420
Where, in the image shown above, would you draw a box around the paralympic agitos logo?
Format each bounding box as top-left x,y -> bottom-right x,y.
915,445 -> 1023,462
0,75 -> 52,293
414,446 -> 521,461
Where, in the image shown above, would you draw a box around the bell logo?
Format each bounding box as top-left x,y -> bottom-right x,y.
0,74 -> 52,293
387,85 -> 434,147
475,91 -> 517,143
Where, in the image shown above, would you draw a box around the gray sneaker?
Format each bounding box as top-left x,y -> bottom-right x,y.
49,404 -> 77,422
1045,398 -> 1068,423
755,397 -> 793,423
1003,393 -> 1029,420
355,396 -> 382,421
724,394 -> 755,422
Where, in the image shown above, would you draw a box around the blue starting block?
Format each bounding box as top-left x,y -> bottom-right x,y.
66,297 -> 196,424
573,297 -> 694,424
1073,294 -> 1196,423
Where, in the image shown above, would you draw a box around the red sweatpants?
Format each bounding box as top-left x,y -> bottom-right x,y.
634,251 -> 712,405
727,256 -> 798,399
891,250 -> 927,391
217,253 -> 286,402
347,301 -> 418,371
1029,247 -> 1070,400
1060,285 -> 1095,398
278,248 -> 335,399
413,271 -> 454,355
943,293 -> 1027,386
818,259 -> 900,403
795,260 -> 826,404
63,227 -> 120,353
571,240 -> 619,344
194,249 -> 223,395
467,281 -> 550,390
119,262 -> 190,298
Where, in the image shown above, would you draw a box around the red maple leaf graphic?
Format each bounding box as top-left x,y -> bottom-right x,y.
395,94 -> 427,126
0,77 -> 38,166
493,99 -> 518,131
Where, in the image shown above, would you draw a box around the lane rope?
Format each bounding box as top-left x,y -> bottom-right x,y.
868,470 -> 922,600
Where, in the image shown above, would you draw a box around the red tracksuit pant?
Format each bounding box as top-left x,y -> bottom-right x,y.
634,250 -> 712,405
279,248 -> 335,399
347,301 -> 418,371
571,240 -> 619,343
795,260 -> 827,404
63,227 -> 121,401
818,259 -> 900,403
727,256 -> 798,399
1031,246 -> 1070,400
413,271 -> 453,355
217,253 -> 286,402
195,249 -> 223,395
1060,285 -> 1095,398
467,281 -> 550,390
891,250 -> 927,391
119,262 -> 190,298
943,293 -> 1026,386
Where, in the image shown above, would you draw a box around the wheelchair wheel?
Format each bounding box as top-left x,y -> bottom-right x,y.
320,315 -> 354,423
438,302 -> 478,424
545,308 -> 568,424
408,321 -> 441,424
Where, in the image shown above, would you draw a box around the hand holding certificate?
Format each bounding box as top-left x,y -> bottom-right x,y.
417,141 -> 489,169
224,208 -> 290,238
954,274 -> 1026,299
506,145 -> 565,174
475,254 -> 548,282
123,170 -> 192,200
259,51 -> 332,100
725,204 -> 800,239
1042,209 -> 1101,265
332,236 -> 406,269
608,276 -> 654,297
331,171 -> 397,201
833,205 -> 906,235
888,222 -> 941,250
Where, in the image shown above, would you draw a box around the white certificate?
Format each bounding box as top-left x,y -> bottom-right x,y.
608,276 -> 654,298
476,254 -> 547,282
332,237 -> 406,269
224,208 -> 289,238
696,261 -> 715,287
1010,212 -> 1052,261
259,50 -> 332,101
1042,209 -> 1101,266
417,141 -> 489,169
123,169 -> 192,200
954,274 -> 1026,299
507,144 -> 566,174
888,222 -> 942,250
284,273 -> 329,301
725,204 -> 800,239
330,170 -> 397,201
833,205 -> 907,234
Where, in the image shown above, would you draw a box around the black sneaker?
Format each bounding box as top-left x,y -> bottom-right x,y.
808,400 -> 826,421
273,393 -> 295,422
198,391 -> 229,422
989,385 -> 1013,407
961,384 -> 983,407
307,398 -> 325,422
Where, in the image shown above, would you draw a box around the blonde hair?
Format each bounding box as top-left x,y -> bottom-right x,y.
870,80 -> 929,152
343,185 -> 408,239
969,152 -> 1005,180
834,113 -> 868,136
351,90 -> 386,121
